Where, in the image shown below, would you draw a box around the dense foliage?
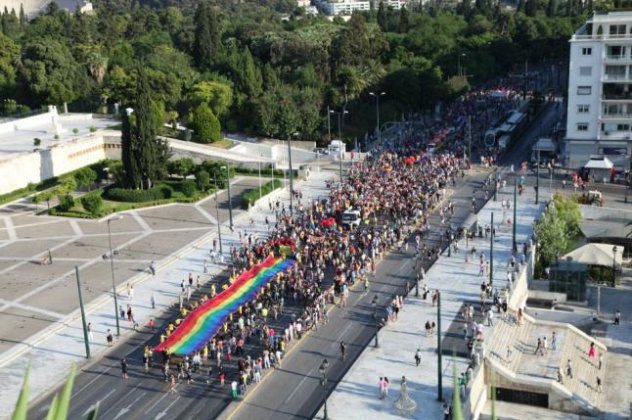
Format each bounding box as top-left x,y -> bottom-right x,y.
535,193 -> 581,273
0,0 -> 593,141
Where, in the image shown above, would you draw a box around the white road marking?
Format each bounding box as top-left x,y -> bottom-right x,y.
154,396 -> 181,419
81,388 -> 116,416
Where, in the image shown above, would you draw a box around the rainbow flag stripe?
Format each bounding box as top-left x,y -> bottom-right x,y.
155,255 -> 294,356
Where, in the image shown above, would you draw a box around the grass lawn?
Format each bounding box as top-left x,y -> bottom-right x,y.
207,138 -> 234,149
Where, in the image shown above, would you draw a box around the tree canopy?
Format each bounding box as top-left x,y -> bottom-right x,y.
0,0 -> 590,140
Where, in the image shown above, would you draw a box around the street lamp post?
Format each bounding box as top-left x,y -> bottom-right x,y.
221,165 -> 233,230
436,290 -> 443,402
612,246 -> 618,286
512,179 -> 517,253
213,174 -> 223,256
75,266 -> 90,359
535,150 -> 540,204
369,92 -> 385,144
458,52 -> 466,77
490,212 -> 494,286
287,131 -> 299,215
106,215 -> 123,336
371,294 -> 379,347
327,105 -> 332,142
319,359 -> 330,420
258,154 -> 262,199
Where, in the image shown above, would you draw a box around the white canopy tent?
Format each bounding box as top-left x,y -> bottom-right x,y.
561,243 -> 622,267
584,157 -> 614,170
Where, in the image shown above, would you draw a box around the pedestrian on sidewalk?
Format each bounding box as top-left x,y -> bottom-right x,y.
486,308 -> 494,327
87,322 -> 94,343
614,310 -> 621,325
598,353 -> 603,370
106,329 -> 113,347
378,377 -> 385,399
596,377 -> 602,393
566,359 -> 573,379
414,349 -> 421,367
551,331 -> 557,351
542,337 -> 548,355
588,342 -> 596,360
534,338 -> 543,356
149,260 -> 156,276
150,293 -> 156,309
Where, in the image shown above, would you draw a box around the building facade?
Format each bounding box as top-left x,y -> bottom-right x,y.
565,11 -> 632,170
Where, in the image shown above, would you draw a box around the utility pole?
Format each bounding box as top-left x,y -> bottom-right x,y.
490,212 -> 494,286
222,165 -> 234,230
213,174 -> 223,256
327,105 -> 332,142
468,115 -> 472,164
437,291 -> 443,402
75,266 -> 90,359
369,92 -> 385,143
512,179 -> 517,253
287,133 -> 295,215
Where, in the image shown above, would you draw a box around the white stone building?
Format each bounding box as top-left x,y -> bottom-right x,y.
564,11 -> 632,170
320,0 -> 404,16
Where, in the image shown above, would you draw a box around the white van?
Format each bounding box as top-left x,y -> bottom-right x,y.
341,209 -> 361,229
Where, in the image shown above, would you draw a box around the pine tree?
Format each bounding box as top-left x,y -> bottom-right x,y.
377,1 -> 387,31
239,47 -> 262,98
121,68 -> 169,190
398,6 -> 409,33
525,0 -> 537,16
19,4 -> 25,24
193,3 -> 211,69
193,3 -> 222,70
546,0 -> 557,16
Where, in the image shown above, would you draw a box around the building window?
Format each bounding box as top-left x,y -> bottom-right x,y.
577,123 -> 589,131
609,24 -> 626,36
607,45 -> 626,59
577,86 -> 592,95
616,124 -> 630,131
581,47 -> 592,56
579,66 -> 592,76
577,104 -> 590,113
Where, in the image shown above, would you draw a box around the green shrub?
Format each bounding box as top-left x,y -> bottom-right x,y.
240,179 -> 282,209
181,180 -> 197,197
57,194 -> 75,212
33,138 -> 41,147
105,185 -> 171,202
72,128 -> 79,134
81,192 -> 104,215
74,167 -> 98,190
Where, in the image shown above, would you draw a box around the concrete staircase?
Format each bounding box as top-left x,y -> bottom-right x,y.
485,312 -> 607,416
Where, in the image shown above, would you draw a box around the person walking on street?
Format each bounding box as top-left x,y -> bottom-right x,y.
121,357 -> 129,379
87,322 -> 94,343
614,310 -> 621,325
414,349 -> 421,367
551,331 -> 557,351
106,329 -> 113,347
150,293 -> 156,309
340,341 -> 347,360
596,377 -> 602,393
486,308 -> 494,327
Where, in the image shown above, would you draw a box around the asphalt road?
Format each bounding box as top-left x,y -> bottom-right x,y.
28,101 -> 563,420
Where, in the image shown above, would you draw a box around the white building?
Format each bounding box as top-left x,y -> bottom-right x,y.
565,11 -> 632,170
320,0 -> 404,16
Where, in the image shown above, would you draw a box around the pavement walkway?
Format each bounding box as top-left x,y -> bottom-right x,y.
0,167 -> 335,418
319,180 -> 543,419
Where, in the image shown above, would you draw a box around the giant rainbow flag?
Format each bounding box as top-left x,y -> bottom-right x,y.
155,255 -> 294,356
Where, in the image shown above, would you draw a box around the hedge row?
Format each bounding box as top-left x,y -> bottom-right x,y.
105,185 -> 173,202
240,179 -> 282,209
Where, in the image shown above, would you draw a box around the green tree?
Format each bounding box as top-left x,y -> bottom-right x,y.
19,38 -> 87,105
193,3 -> 222,69
189,103 -> 221,143
377,2 -> 387,31
398,6 -> 410,33
546,0 -> 558,16
187,80 -> 233,119
121,67 -> 170,190
195,169 -> 211,191
0,33 -> 18,94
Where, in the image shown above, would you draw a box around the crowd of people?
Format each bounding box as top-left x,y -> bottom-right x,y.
129,86 -> 530,413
